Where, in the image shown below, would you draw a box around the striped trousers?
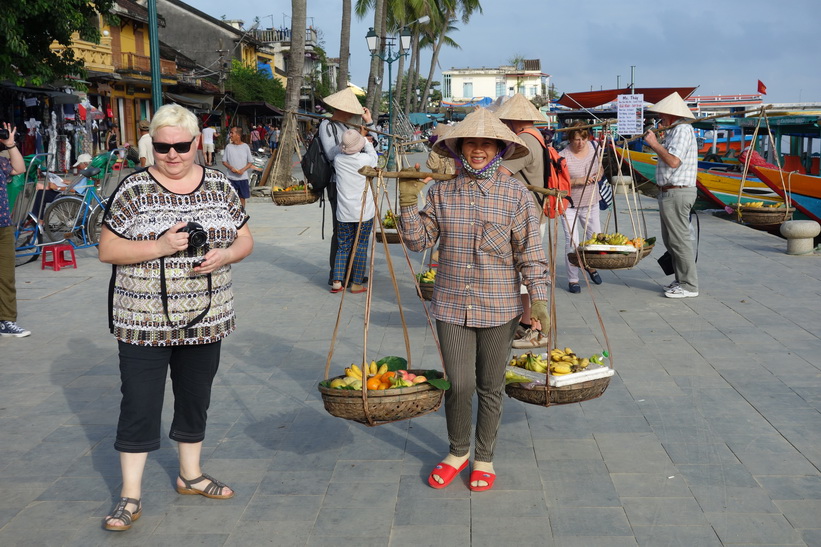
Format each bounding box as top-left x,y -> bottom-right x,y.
333,219 -> 372,285
436,317 -> 519,462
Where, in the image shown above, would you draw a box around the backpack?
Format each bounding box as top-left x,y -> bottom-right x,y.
518,128 -> 572,218
301,122 -> 339,194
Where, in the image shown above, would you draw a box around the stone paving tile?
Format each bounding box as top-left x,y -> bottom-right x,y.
3,188 -> 821,544
705,512 -> 803,545
632,525 -> 723,546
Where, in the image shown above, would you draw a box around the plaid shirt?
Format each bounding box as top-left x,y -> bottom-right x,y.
400,171 -> 549,328
656,124 -> 697,187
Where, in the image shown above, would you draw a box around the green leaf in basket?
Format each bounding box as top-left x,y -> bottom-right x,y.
645,236 -> 656,246
319,380 -> 331,388
426,377 -> 451,390
377,356 -> 407,371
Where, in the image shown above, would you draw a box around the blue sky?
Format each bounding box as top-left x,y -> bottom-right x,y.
189,0 -> 820,104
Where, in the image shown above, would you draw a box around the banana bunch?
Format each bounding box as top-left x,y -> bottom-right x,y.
344,361 -> 387,380
549,347 -> 590,375
509,352 -> 548,374
767,203 -> 785,208
581,233 -> 630,246
383,211 -> 397,229
744,201 -> 765,208
417,269 -> 436,284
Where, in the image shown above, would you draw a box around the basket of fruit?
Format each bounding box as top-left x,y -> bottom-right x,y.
568,234 -> 656,270
735,202 -> 794,225
416,269 -> 436,301
374,211 -> 402,243
504,349 -> 613,406
271,184 -> 320,206
318,356 -> 450,425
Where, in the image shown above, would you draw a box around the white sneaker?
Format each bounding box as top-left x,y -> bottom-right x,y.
663,281 -> 680,292
664,286 -> 698,299
511,328 -> 548,349
0,321 -> 31,337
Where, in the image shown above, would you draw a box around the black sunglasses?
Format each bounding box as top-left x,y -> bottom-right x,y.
153,137 -> 196,154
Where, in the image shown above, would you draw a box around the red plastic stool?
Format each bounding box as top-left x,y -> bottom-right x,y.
41,244 -> 77,271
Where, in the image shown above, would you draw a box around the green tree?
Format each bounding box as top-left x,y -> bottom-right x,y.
0,0 -> 116,85
225,60 -> 286,106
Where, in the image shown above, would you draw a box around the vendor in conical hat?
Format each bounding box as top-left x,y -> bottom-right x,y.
495,93 -> 557,345
318,87 -> 377,286
398,107 -> 550,492
643,92 -> 699,299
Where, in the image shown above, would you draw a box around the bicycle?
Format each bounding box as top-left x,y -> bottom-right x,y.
42,166 -> 105,247
12,153 -> 54,266
41,148 -> 130,248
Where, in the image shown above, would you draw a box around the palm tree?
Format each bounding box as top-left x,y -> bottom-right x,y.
285,0 -> 307,111
419,0 -> 482,111
355,0 -> 387,117
338,0 -> 352,91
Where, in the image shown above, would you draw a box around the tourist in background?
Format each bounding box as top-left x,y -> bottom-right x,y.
559,122 -> 604,294
222,126 -> 254,208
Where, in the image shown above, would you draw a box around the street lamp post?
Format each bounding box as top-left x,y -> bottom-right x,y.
366,16 -> 429,169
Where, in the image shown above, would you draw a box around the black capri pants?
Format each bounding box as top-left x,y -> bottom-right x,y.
114,340 -> 221,453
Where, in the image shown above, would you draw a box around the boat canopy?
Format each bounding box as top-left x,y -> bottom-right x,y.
557,87 -> 698,109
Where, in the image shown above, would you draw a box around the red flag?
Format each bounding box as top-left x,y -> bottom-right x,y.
757,80 -> 767,95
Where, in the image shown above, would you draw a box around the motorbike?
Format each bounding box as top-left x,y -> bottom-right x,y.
249,147 -> 271,188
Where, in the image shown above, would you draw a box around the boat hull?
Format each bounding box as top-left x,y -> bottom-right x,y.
752,166 -> 821,223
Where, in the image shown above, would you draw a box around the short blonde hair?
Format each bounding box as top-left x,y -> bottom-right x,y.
566,122 -> 589,142
149,104 -> 200,139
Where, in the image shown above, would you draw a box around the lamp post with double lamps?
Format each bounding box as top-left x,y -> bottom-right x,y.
365,16 -> 429,169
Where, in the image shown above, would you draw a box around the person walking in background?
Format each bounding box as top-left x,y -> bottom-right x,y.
328,129 -> 378,294
0,122 -> 31,338
201,122 -> 217,166
399,108 -> 550,492
643,92 -> 699,298
137,120 -> 154,168
222,126 -> 254,208
559,122 -> 604,294
249,125 -> 262,150
496,93 -> 550,348
98,104 -> 253,532
318,87 -> 376,285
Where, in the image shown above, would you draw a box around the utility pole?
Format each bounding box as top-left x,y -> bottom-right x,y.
217,48 -> 228,94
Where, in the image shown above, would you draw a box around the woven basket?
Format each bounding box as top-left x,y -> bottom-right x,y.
505,375 -> 612,406
375,228 -> 401,244
568,247 -> 650,270
272,189 -> 319,206
318,369 -> 444,425
736,206 -> 794,226
419,282 -> 434,301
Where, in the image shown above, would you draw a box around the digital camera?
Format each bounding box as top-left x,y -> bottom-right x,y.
0,128 -> 9,140
179,221 -> 208,250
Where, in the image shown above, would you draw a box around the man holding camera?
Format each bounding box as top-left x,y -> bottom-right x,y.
0,122 -> 31,337
222,126 -> 253,208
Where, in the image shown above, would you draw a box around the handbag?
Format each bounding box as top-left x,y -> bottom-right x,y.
598,177 -> 613,210
657,251 -> 675,275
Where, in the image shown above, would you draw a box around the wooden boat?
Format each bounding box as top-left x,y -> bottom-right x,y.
616,149 -> 784,208
751,166 -> 821,224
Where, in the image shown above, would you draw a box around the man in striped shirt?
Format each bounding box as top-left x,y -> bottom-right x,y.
399,108 -> 550,492
644,92 -> 699,299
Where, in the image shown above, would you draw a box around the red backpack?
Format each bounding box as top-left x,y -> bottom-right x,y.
519,128 -> 572,218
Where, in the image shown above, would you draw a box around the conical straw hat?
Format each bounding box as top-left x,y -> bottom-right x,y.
646,92 -> 694,119
495,93 -> 545,122
433,108 -> 529,160
322,87 -> 365,115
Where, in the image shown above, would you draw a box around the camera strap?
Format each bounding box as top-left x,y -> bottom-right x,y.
159,256 -> 212,331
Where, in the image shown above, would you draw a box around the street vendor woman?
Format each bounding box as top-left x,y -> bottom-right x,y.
398,108 -> 550,491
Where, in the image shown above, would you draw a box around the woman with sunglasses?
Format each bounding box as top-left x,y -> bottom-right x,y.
98,104 -> 253,532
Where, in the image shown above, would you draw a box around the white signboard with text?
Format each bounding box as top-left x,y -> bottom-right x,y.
617,94 -> 644,135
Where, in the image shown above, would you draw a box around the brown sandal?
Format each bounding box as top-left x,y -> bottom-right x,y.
103,497 -> 141,531
176,473 -> 234,499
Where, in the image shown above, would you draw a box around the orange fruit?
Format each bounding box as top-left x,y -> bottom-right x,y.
366,377 -> 381,390
381,371 -> 396,382
378,382 -> 390,390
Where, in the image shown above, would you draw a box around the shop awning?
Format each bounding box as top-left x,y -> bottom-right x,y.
0,83 -> 80,104
164,92 -> 214,110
